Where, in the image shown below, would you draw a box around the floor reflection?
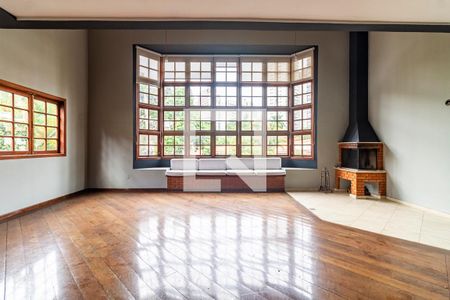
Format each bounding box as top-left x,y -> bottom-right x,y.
134,195 -> 315,299
3,192 -> 446,299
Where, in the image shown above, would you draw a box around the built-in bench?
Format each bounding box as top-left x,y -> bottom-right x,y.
166,158 -> 286,192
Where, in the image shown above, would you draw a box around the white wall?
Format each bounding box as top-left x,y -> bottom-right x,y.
369,32 -> 450,214
87,30 -> 349,190
0,29 -> 88,215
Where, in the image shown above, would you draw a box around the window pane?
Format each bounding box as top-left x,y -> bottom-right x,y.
165,61 -> 185,82
190,61 -> 212,82
0,137 -> 12,151
0,91 -> 12,106
47,140 -> 58,151
190,86 -> 211,106
33,139 -> 46,151
267,62 -> 290,82
241,86 -> 262,107
0,106 -> 12,121
47,102 -> 58,115
293,54 -> 313,81
14,138 -> 28,151
216,86 -> 237,107
34,100 -> 46,112
34,126 -> 46,138
241,62 -> 263,82
14,109 -> 28,123
47,127 -> 58,138
216,61 -> 237,82
0,121 -> 12,136
14,95 -> 28,109
33,113 -> 46,125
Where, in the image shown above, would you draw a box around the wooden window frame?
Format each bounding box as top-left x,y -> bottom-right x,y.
135,47 -> 316,161
215,134 -> 237,157
138,133 -> 159,157
267,134 -> 289,156
0,79 -> 66,160
163,134 -> 185,157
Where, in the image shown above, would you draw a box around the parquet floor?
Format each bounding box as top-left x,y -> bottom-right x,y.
0,191 -> 449,299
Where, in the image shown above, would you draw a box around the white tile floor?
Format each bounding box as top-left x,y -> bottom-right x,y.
288,191 -> 450,250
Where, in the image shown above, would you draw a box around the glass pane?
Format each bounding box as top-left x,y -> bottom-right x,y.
149,120 -> 158,130
34,126 -> 46,138
0,91 -> 12,106
216,136 -> 226,145
34,113 -> 46,125
14,95 -> 28,109
164,135 -> 174,145
47,102 -> 58,115
0,122 -> 12,136
0,106 -> 13,121
14,138 -> 28,151
174,146 -> 184,155
149,146 -> 158,156
267,146 -> 277,155
174,136 -> 184,145
139,56 -> 149,67
164,146 -> 174,156
33,139 -> 46,151
14,109 -> 28,123
47,115 -> 58,127
139,146 -> 149,156
149,135 -> 158,145
216,146 -> 226,155
252,146 -> 262,156
139,134 -> 149,145
46,140 -> 57,151
267,136 -> 277,145
47,127 -> 58,138
241,146 -> 251,156
14,123 -> 28,137
0,137 -> 12,151
34,100 -> 46,113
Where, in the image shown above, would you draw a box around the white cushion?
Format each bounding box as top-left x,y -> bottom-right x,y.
254,169 -> 286,176
198,158 -> 226,170
196,170 -> 227,176
226,158 -> 254,170
166,170 -> 197,176
170,159 -> 198,170
254,158 -> 282,170
226,170 -> 255,176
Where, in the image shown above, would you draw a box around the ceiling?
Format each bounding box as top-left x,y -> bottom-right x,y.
1,0 -> 450,24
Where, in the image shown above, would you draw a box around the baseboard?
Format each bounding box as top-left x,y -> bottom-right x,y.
285,187 -> 319,192
0,189 -> 88,223
386,196 -> 450,218
86,188 -> 167,193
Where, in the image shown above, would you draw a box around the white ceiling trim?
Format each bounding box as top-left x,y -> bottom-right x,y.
2,0 -> 450,25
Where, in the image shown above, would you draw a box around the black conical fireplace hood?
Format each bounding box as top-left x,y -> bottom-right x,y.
341,32 -> 380,143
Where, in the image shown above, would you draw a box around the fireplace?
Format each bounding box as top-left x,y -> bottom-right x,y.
334,32 -> 387,198
339,143 -> 383,170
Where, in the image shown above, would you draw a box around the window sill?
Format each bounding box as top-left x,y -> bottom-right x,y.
136,167 -> 170,171
283,167 -> 317,171
0,153 -> 66,161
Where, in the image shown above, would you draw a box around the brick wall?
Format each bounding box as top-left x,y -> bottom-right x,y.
167,175 -> 285,192
336,169 -> 386,197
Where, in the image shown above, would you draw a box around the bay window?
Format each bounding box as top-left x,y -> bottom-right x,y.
135,46 -> 315,161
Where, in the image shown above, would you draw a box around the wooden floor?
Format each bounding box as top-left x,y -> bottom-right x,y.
0,192 -> 449,299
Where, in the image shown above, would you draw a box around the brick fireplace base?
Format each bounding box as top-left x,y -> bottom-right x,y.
335,167 -> 386,198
